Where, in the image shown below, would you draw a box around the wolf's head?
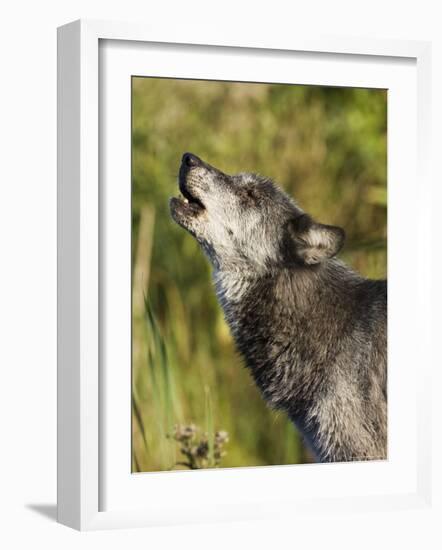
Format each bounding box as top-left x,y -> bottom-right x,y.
170,153 -> 345,272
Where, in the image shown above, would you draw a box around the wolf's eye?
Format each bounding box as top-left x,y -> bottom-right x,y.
240,187 -> 259,207
242,188 -> 260,207
246,188 -> 260,202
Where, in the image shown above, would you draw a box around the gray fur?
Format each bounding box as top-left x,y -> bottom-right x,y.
170,153 -> 387,463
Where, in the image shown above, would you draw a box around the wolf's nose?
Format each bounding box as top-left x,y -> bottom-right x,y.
182,152 -> 201,168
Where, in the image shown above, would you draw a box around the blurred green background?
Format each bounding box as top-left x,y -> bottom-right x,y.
131,77 -> 387,472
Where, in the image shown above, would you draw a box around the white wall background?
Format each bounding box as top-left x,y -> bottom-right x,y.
0,1 -> 440,548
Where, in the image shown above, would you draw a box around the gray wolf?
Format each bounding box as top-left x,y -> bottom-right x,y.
170,152 -> 387,463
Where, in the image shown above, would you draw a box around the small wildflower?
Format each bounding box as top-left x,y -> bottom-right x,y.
169,423 -> 229,470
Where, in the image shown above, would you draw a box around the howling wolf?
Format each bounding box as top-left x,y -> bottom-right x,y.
170,152 -> 387,463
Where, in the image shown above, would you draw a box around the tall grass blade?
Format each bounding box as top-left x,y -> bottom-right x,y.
143,293 -> 178,468
133,451 -> 141,473
132,394 -> 148,451
205,386 -> 214,467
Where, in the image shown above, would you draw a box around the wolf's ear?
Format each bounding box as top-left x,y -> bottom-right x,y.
287,214 -> 345,265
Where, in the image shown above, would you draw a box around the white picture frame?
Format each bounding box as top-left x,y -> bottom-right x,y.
57,19 -> 432,531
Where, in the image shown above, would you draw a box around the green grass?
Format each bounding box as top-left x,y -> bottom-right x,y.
132,293 -> 236,471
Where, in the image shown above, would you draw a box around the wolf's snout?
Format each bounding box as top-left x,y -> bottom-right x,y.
182,152 -> 201,168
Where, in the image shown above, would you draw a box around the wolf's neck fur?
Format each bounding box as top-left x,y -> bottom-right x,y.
213,262 -> 387,463
213,268 -> 260,304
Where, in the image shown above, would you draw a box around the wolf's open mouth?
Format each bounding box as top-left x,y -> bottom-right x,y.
176,179 -> 205,213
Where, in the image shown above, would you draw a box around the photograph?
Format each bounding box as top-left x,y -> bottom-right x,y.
131,77 -> 387,472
